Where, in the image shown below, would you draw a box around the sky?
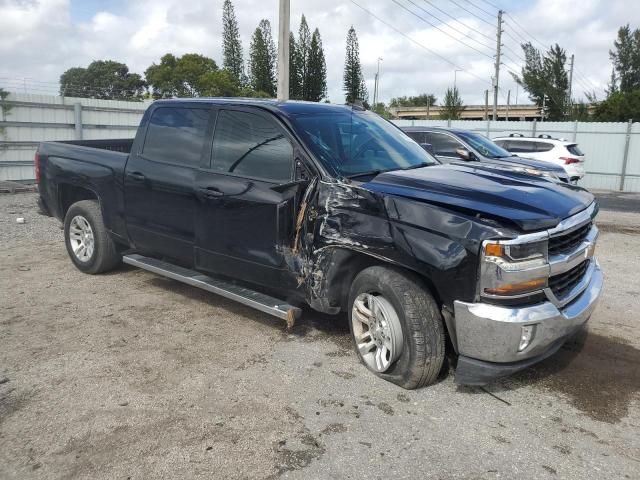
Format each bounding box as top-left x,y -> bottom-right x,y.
0,0 -> 638,105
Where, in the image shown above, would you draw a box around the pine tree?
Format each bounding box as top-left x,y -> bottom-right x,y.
440,87 -> 465,119
609,24 -> 640,93
248,19 -> 276,97
343,26 -> 368,104
307,28 -> 327,102
297,15 -> 311,100
222,0 -> 244,84
289,32 -> 302,99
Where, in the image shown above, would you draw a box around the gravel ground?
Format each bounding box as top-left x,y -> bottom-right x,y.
1,192 -> 639,480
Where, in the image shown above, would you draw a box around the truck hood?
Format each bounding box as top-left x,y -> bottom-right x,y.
363,163 -> 594,231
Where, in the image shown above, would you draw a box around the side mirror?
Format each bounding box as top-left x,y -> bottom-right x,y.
419,143 -> 435,155
455,148 -> 475,161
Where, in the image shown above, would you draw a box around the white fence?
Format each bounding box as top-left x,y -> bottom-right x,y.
1,92 -> 639,192
394,119 -> 640,192
0,93 -> 151,181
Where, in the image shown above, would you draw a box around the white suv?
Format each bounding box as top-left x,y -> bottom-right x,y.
493,134 -> 585,184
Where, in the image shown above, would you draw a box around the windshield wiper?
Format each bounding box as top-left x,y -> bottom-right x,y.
346,169 -> 387,179
401,162 -> 434,170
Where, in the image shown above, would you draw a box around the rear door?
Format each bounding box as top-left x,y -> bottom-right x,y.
124,104 -> 212,265
194,106 -> 300,289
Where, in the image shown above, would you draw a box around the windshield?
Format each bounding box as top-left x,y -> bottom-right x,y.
290,110 -> 438,177
457,131 -> 512,159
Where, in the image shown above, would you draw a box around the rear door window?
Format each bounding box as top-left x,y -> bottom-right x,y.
425,133 -> 463,157
506,140 -> 534,153
566,144 -> 584,156
534,142 -> 554,152
211,109 -> 293,183
143,107 -> 210,167
405,131 -> 426,144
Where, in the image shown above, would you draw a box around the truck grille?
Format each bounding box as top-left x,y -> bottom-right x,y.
548,222 -> 592,255
549,260 -> 589,299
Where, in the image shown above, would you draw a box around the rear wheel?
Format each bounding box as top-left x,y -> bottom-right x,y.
348,266 -> 445,389
64,200 -> 121,274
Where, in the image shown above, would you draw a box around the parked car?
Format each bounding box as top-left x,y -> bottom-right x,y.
402,126 -> 571,184
36,99 -> 602,388
493,134 -> 586,184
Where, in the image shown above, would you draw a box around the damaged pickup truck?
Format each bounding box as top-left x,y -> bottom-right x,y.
36,99 -> 603,388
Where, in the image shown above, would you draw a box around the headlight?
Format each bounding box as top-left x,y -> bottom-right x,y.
481,239 -> 549,297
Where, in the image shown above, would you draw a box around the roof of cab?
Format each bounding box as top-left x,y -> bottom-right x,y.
401,126 -> 473,135
152,97 -> 357,116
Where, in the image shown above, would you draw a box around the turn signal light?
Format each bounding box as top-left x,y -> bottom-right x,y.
484,278 -> 547,295
484,243 -> 504,257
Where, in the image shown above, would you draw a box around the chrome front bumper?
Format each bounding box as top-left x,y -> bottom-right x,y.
453,259 -> 603,364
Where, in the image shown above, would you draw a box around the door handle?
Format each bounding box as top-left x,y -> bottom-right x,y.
127,171 -> 146,181
198,186 -> 224,198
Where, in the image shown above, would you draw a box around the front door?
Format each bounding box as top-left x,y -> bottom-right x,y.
424,132 -> 466,163
195,107 -> 299,289
124,105 -> 212,265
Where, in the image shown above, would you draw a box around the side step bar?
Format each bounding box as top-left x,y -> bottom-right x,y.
123,254 -> 301,327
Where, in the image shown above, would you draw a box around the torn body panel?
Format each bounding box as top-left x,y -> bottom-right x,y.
285,178 -> 516,316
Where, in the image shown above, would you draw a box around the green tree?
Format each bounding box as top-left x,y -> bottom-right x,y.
248,19 -> 276,97
289,32 -> 302,99
372,102 -> 392,119
610,25 -> 640,93
440,87 -> 464,119
59,60 -> 146,100
222,0 -> 245,84
593,90 -> 640,121
511,42 -> 568,120
0,88 -> 11,138
567,101 -> 592,121
297,15 -> 312,100
306,28 -> 327,102
145,53 -> 219,98
389,93 -> 437,107
343,26 -> 368,104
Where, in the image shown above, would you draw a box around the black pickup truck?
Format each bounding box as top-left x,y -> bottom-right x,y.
36,99 -> 603,388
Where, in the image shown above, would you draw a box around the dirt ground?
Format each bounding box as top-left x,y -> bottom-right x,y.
1,192 -> 639,480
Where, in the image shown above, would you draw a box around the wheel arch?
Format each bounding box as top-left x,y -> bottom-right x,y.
313,246 -> 444,314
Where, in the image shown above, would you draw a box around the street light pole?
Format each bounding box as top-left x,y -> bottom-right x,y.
276,0 -> 290,101
373,57 -> 383,106
454,69 -> 462,91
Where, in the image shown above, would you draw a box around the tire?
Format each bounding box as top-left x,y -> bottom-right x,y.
64,200 -> 121,274
348,266 -> 445,389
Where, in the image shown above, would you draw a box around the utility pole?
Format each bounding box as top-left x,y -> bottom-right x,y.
276,0 -> 290,101
567,53 -> 575,117
541,94 -> 547,122
454,69 -> 462,90
484,89 -> 489,120
506,89 -> 510,121
492,10 -> 503,121
373,57 -> 383,106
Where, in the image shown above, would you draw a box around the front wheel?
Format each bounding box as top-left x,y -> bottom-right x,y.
348,266 -> 445,389
64,200 -> 121,274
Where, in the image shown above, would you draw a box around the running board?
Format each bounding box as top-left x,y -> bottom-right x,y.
123,254 -> 301,327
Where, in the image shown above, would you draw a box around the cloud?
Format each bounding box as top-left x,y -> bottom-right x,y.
0,0 -> 638,104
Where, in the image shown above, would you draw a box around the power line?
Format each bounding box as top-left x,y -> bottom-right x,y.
447,0 -> 494,27
393,0 -> 495,59
420,0 -> 494,42
504,13 -> 603,95
406,0 -> 496,52
464,0 -> 496,20
477,0 -> 500,9
348,0 -> 491,85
